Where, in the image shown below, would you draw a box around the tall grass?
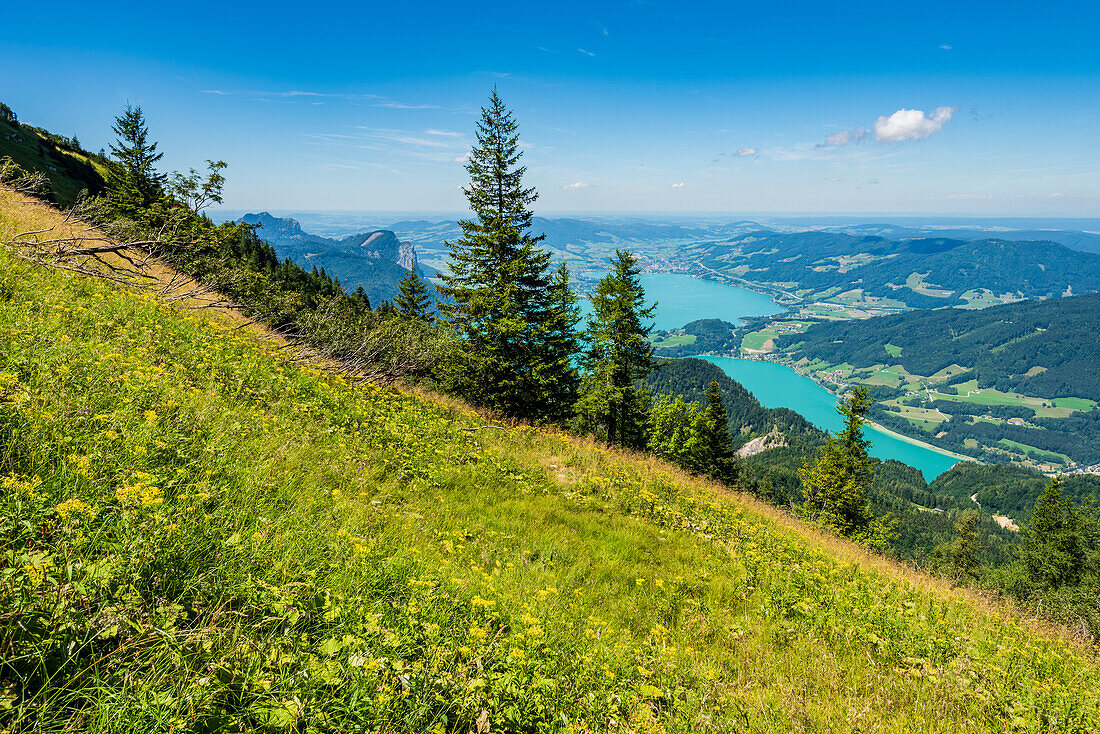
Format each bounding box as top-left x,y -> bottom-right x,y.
1,191 -> 1098,732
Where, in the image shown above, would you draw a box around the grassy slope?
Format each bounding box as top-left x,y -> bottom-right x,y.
2,191 -> 1099,732
0,118 -> 109,207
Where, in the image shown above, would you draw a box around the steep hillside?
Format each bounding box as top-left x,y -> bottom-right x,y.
239,211 -> 420,305
931,463 -> 1100,518
0,108 -> 108,206
4,191 -> 1099,731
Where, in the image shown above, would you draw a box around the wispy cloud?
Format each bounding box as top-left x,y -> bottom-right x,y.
939,44 -> 953,50
577,48 -> 596,57
562,181 -> 590,190
735,147 -> 757,157
671,182 -> 685,189
354,127 -> 459,148
199,87 -> 454,111
372,101 -> 440,110
818,128 -> 870,147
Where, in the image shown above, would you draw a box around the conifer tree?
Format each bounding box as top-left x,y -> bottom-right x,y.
106,104 -> 165,218
800,386 -> 891,544
699,379 -> 739,483
1019,480 -> 1093,589
438,90 -> 575,421
540,262 -> 582,422
575,249 -> 656,448
949,511 -> 982,580
394,269 -> 433,323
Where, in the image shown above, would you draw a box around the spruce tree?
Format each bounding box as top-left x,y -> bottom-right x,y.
540,262 -> 582,423
438,90 -> 575,421
106,104 -> 165,218
700,379 -> 739,483
950,511 -> 982,580
575,249 -> 657,448
394,269 -> 433,323
1019,480 -> 1091,589
799,386 -> 890,543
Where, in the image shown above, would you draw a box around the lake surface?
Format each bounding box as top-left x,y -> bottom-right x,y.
618,274 -> 960,481
580,273 -> 782,330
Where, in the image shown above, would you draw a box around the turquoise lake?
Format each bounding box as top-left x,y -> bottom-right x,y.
580,273 -> 782,330
620,274 -> 962,481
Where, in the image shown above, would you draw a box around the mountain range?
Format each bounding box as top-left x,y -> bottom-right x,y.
237,212 -> 421,306
693,231 -> 1100,308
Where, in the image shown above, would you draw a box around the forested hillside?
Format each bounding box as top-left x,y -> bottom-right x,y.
777,292 -> 1100,401
696,231 -> 1100,308
646,357 -> 819,445
931,463 -> 1100,517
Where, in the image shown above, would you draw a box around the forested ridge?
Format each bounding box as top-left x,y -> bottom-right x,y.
698,230 -> 1100,307
778,291 -> 1100,401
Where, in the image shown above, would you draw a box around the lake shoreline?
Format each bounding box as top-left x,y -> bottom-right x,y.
862,417 -> 974,464
692,353 -> 973,465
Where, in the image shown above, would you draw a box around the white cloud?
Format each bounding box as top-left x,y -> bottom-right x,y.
939,44 -> 953,50
425,129 -> 462,137
735,147 -> 757,157
946,193 -> 992,200
562,181 -> 590,190
874,107 -> 955,142
671,182 -> 685,189
577,48 -> 596,57
453,153 -> 471,163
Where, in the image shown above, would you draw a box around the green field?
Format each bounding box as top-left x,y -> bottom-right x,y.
4,190 -> 1100,731
882,402 -> 948,429
740,320 -> 809,353
650,332 -> 696,348
929,384 -> 1095,416
997,439 -> 1073,465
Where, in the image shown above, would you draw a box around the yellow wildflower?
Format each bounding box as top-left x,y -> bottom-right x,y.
55,497 -> 95,521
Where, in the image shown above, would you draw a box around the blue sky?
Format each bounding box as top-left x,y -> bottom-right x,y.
3,0 -> 1098,214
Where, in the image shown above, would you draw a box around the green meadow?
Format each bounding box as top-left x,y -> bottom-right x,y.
2,193 -> 1099,731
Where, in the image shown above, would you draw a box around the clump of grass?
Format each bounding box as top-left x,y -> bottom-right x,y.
1,191 -> 1099,732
